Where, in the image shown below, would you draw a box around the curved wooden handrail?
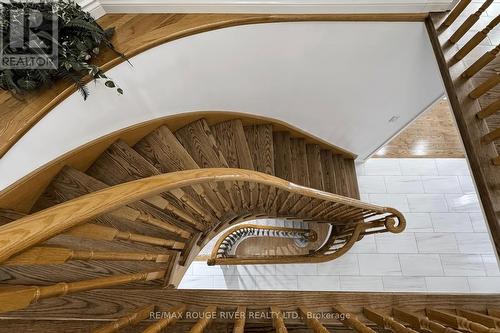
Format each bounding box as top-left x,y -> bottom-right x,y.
0,168 -> 405,264
208,223 -> 317,264
207,224 -> 365,265
0,111 -> 356,214
0,13 -> 426,160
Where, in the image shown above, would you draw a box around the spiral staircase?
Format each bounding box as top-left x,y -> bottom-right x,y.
0,0 -> 500,330
0,115 -> 406,318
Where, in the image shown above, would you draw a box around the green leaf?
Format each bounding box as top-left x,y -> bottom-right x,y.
17,78 -> 38,91
0,0 -> 126,101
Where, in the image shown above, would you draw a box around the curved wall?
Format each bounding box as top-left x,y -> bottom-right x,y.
0,21 -> 443,191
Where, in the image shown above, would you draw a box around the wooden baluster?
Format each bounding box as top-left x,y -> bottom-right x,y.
449,0 -> 494,44
334,208 -> 365,220
477,100 -> 500,119
298,307 -> 330,333
170,188 -> 215,224
144,195 -> 200,229
332,305 -> 376,333
233,306 -> 246,333
264,187 -> 277,211
455,14 -> 500,59
271,306 -> 289,333
142,304 -> 187,333
92,305 -> 155,333
223,181 -> 238,212
393,308 -> 461,333
364,307 -> 418,333
209,183 -> 233,213
325,206 -> 352,219
462,44 -> 500,78
248,182 -> 257,209
237,182 -> 250,210
314,203 -> 342,219
193,184 -> 224,218
458,309 -> 500,329
0,270 -> 165,313
426,308 -> 495,333
270,189 -> 284,212
4,246 -> 170,266
290,196 -> 312,215
137,211 -> 191,239
67,224 -> 185,249
256,183 -> 264,210
189,305 -> 217,333
296,198 -> 320,217
278,193 -> 297,214
111,205 -> 191,238
470,74 -> 500,99
440,0 -> 472,29
308,201 -> 329,217
482,128 -> 500,144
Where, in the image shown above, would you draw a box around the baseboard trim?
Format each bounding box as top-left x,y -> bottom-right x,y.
98,0 -> 453,14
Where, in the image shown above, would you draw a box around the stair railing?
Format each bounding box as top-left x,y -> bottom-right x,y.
0,168 -> 405,265
0,168 -> 405,313
427,0 -> 500,257
37,292 -> 500,333
208,224 -> 317,264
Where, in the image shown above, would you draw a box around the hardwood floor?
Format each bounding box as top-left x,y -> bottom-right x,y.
375,98 -> 466,158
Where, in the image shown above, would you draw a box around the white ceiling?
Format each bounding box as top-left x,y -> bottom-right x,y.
0,21 -> 444,190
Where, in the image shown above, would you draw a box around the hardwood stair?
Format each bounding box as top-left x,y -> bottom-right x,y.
0,115 -> 405,315
1,290 -> 498,333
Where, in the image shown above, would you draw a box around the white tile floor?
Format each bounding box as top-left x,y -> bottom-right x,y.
179,158 -> 500,293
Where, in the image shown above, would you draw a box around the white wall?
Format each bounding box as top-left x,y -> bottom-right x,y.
0,21 -> 444,190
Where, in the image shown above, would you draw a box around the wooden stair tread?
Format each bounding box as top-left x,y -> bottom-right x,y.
134,125 -> 199,173
12,167 -> 180,287
273,131 -> 293,182
32,167 -> 189,243
0,260 -> 166,287
85,140 -> 204,233
175,119 -> 240,219
174,119 -> 229,168
32,166 -> 107,212
332,155 -> 349,197
210,119 -> 255,212
290,138 -> 310,187
306,144 -> 325,191
210,119 -> 254,170
86,139 -> 160,185
134,124 -> 226,222
0,209 -> 25,225
244,124 -> 275,175
344,158 -> 361,199
320,150 -> 338,194
2,235 -> 176,288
